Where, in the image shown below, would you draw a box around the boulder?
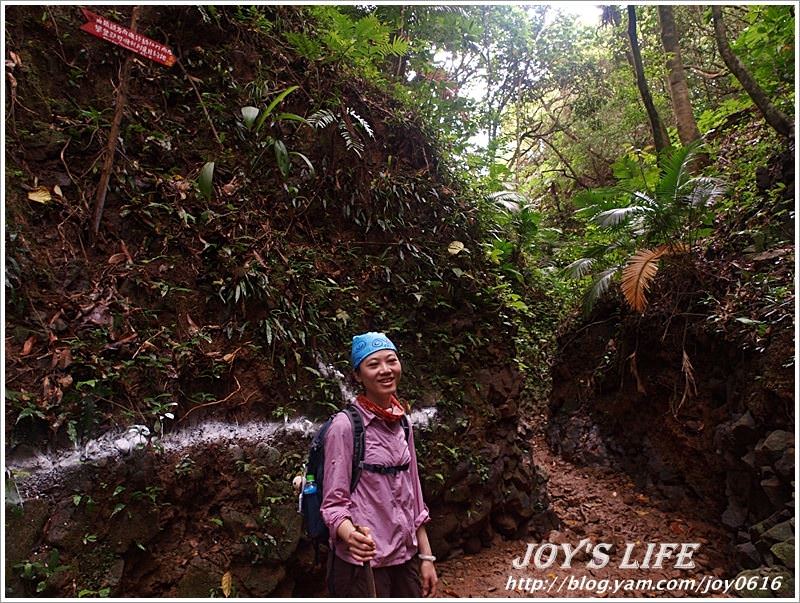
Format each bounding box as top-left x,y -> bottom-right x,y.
492,512 -> 519,537
265,505 -> 302,562
237,563 -> 287,595
770,540 -> 794,569
732,567 -> 793,598
735,542 -> 761,569
773,448 -> 794,481
755,430 -> 794,465
759,477 -> 788,509
721,500 -> 748,529
749,509 -> 791,540
4,498 -> 51,598
107,503 -> 161,553
175,556 -> 222,598
463,536 -> 483,554
761,519 -> 795,544
426,505 -> 461,559
730,411 -> 759,449
220,507 -> 258,536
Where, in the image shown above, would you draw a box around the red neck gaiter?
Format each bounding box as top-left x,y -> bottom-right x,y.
357,394 -> 406,422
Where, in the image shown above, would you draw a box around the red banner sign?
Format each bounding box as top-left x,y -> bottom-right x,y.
80,8 -> 176,67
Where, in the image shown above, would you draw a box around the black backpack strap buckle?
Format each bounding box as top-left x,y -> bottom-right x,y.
361,462 -> 410,476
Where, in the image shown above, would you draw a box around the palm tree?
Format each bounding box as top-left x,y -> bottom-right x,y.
566,143 -> 724,314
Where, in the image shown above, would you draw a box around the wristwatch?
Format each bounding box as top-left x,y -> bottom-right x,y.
418,553 -> 436,562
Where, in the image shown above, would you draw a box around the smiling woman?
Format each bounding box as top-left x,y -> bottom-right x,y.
320,332 -> 438,598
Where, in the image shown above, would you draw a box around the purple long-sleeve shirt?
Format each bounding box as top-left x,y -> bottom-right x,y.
321,400 -> 430,567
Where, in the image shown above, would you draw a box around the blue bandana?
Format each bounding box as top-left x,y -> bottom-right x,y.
351,332 -> 397,370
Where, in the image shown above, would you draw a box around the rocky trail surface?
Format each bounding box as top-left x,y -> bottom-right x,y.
436,433 -> 740,598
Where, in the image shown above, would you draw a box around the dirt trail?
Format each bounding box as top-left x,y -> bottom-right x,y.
436,433 -> 736,598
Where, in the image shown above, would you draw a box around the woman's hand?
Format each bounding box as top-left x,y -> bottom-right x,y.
420,560 -> 438,597
340,522 -> 376,563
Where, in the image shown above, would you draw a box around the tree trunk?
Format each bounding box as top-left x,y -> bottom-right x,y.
711,6 -> 794,138
627,6 -> 671,152
657,6 -> 701,145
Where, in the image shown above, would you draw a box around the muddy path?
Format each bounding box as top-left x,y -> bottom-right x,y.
436,432 -> 738,598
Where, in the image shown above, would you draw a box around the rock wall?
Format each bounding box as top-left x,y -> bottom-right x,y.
547,309 -> 795,597
6,382 -> 550,598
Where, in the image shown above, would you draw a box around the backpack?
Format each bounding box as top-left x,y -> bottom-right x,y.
299,405 -> 410,554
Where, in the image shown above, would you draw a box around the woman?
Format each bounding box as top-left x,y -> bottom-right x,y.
321,332 -> 438,597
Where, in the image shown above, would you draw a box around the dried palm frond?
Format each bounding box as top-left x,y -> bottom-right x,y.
621,245 -> 671,312
673,350 -> 697,417
627,351 -> 647,394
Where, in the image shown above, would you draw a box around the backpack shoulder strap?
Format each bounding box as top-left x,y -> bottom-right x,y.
400,414 -> 410,442
342,405 -> 365,492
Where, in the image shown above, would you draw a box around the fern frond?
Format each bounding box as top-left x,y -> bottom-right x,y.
582,267 -> 619,315
307,109 -> 337,129
347,108 -> 374,139
621,245 -> 672,312
338,121 -> 364,157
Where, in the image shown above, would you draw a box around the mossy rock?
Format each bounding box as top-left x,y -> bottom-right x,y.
733,567 -> 794,598
266,505 -> 302,562
4,498 -> 52,597
770,539 -> 794,569
176,556 -> 223,598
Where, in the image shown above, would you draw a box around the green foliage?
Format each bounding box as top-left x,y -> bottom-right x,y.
14,549 -> 68,595
696,95 -> 754,134
197,162 -> 215,200
731,5 -> 795,105
567,143 -> 725,313
307,107 -> 374,158
236,86 -> 314,179
285,7 -> 408,82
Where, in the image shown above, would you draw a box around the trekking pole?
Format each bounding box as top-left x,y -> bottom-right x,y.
355,525 -> 377,597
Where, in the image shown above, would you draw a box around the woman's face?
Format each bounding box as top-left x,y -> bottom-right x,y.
355,349 -> 402,402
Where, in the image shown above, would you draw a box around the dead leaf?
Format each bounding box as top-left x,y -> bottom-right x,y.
121,240 -> 133,263
669,521 -> 686,534
186,314 -> 199,334
27,186 -> 52,204
53,184 -> 63,198
221,571 -> 232,597
83,302 -> 111,327
42,375 -> 63,405
222,352 -> 237,363
627,351 -> 647,395
221,176 -> 240,196
57,374 -> 73,389
21,335 -> 36,356
7,51 -> 21,68
447,240 -> 465,255
51,348 -> 73,369
108,253 -> 127,265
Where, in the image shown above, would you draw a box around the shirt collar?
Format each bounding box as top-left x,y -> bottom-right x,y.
355,397 -> 377,426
